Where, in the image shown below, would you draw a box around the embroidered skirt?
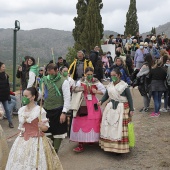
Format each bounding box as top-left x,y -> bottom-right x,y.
0,125 -> 9,170
5,136 -> 63,170
99,103 -> 130,153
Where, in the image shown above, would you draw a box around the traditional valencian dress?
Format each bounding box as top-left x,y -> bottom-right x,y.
5,105 -> 63,170
0,125 -> 9,170
70,77 -> 106,143
99,80 -> 134,153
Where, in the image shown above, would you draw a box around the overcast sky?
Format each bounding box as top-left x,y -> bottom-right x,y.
0,0 -> 169,34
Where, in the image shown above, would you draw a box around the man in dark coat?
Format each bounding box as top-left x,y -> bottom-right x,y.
89,46 -> 100,69
89,46 -> 104,81
144,35 -> 151,44
56,57 -> 69,69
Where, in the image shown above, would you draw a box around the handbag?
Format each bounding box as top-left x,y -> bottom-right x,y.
128,122 -> 135,147
77,106 -> 88,117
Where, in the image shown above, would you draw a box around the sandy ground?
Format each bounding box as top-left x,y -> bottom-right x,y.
1,87 -> 170,170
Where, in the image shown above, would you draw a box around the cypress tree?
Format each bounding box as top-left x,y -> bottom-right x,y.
153,27 -> 156,35
73,0 -> 103,51
80,0 -> 101,53
96,0 -> 104,39
151,27 -> 156,35
72,0 -> 87,50
124,0 -> 139,36
85,0 -> 104,39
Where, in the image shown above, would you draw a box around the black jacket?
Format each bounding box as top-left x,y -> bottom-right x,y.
0,72 -> 10,101
16,62 -> 29,91
89,50 -> 99,68
94,60 -> 103,82
56,59 -> 69,69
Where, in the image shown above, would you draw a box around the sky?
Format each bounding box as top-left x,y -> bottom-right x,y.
0,0 -> 169,34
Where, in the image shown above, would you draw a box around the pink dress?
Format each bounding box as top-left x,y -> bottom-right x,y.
70,79 -> 106,143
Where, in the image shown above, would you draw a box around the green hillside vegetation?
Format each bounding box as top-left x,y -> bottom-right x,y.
0,28 -> 120,64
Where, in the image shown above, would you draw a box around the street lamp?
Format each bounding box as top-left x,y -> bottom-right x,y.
13,20 -> 20,92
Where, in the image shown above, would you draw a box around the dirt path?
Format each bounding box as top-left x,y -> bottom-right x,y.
1,88 -> 170,170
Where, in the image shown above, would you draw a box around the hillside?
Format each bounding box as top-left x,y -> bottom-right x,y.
142,22 -> 170,38
0,28 -> 74,64
0,28 -> 119,64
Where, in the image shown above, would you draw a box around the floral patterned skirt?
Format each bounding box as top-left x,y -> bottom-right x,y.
5,136 -> 63,170
0,125 -> 9,170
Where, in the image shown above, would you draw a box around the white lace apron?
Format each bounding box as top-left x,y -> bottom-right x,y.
100,81 -> 128,141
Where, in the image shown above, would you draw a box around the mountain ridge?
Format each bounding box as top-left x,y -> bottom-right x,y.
0,21 -> 170,63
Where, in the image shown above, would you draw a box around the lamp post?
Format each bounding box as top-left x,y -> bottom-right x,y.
13,20 -> 20,92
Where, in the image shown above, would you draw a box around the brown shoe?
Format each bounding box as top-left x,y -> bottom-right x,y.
9,122 -> 14,128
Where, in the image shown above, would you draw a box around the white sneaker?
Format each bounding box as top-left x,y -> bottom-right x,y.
159,108 -> 168,112
167,106 -> 170,111
102,79 -> 107,82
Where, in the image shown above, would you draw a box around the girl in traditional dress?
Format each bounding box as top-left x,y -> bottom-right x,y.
60,66 -> 75,90
98,68 -> 134,153
70,67 -> 106,152
0,121 -> 9,170
6,87 -> 63,170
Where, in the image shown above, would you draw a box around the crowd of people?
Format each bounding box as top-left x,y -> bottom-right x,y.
0,31 -> 170,169
104,32 -> 170,116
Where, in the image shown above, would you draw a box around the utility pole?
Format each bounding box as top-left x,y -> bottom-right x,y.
13,20 -> 20,92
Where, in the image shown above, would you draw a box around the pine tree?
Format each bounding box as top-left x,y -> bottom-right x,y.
80,0 -> 101,53
124,0 -> 139,36
73,0 -> 103,51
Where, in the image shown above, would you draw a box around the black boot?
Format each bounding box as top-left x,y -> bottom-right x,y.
55,149 -> 58,154
9,122 -> 14,128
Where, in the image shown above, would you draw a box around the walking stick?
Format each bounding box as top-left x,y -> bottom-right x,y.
35,57 -> 40,89
36,65 -> 45,170
51,48 -> 55,64
18,56 -> 24,107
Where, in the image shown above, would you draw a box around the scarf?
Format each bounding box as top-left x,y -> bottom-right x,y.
41,73 -> 62,97
30,65 -> 39,76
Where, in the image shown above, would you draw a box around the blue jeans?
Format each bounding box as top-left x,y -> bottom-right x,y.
152,91 -> 163,113
2,100 -> 12,123
8,95 -> 17,113
163,91 -> 168,109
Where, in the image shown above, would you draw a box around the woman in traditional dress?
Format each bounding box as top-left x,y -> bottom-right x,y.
60,66 -> 75,90
0,118 -> 9,170
5,87 -> 63,170
98,68 -> 134,153
70,67 -> 106,152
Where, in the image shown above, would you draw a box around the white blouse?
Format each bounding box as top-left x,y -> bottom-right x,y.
18,105 -> 49,132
